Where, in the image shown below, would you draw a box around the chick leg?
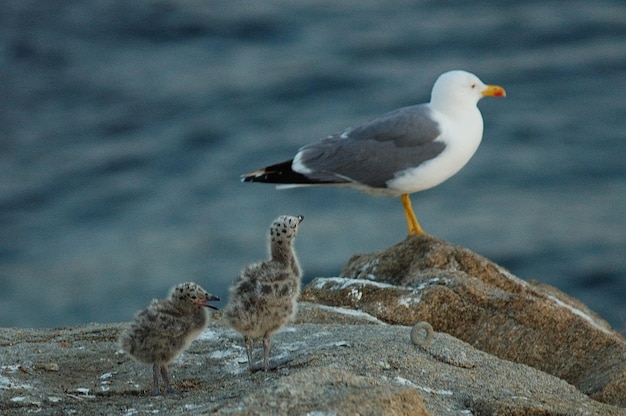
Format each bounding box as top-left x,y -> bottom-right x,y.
160,365 -> 178,395
262,334 -> 272,371
244,336 -> 255,372
151,363 -> 160,396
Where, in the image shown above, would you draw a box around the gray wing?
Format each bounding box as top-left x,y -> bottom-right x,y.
295,104 -> 445,188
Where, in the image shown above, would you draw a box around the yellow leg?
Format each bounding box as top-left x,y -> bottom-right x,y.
401,193 -> 424,235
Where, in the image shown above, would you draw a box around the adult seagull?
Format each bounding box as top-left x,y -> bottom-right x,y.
242,70 -> 505,235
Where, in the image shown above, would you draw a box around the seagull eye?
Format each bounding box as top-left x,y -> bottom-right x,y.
471,84 -> 476,89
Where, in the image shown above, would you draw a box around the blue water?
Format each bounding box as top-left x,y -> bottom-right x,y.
1,0 -> 625,329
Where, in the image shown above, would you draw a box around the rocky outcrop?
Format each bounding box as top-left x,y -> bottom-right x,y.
1,303 -> 624,415
2,235 -> 624,415
301,233 -> 626,407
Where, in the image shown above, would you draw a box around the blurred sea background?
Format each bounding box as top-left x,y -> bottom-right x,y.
1,0 -> 624,329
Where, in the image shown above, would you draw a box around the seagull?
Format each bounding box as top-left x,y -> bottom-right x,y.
224,215 -> 303,372
242,70 -> 505,235
118,282 -> 220,395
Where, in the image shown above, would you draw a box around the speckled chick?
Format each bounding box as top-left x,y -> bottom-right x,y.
224,215 -> 304,372
118,282 -> 219,395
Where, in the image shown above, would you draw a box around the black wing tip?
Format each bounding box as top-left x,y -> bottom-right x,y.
240,159 -> 293,183
241,159 -> 316,185
241,173 -> 278,183
241,173 -> 259,183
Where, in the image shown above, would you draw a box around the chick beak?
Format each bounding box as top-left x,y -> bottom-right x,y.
198,294 -> 220,310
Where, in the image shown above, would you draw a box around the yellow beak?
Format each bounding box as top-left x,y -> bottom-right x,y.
482,84 -> 506,97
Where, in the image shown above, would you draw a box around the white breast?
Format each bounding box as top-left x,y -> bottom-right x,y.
386,106 -> 484,195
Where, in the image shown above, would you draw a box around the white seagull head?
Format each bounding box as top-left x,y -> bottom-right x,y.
430,70 -> 505,113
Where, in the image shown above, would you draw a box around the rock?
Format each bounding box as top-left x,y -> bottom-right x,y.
2,236 -> 624,414
301,233 -> 626,407
0,303 -> 623,415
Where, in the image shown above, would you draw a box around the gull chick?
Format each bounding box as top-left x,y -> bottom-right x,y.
225,215 -> 304,372
118,282 -> 219,395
